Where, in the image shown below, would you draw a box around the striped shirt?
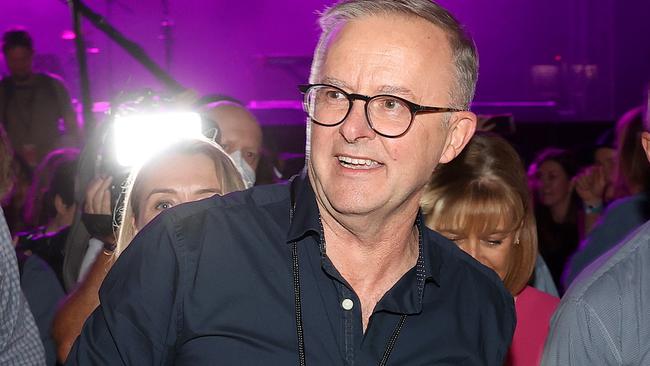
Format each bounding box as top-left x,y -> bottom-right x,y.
542,220 -> 650,365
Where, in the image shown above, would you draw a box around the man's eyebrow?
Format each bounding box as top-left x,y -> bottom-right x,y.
320,77 -> 348,89
320,77 -> 417,100
377,85 -> 416,99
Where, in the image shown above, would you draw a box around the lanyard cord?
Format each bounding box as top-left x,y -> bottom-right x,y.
289,179 -> 407,366
291,242 -> 307,366
379,314 -> 407,366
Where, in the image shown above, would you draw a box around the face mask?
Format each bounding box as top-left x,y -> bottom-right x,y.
229,150 -> 256,189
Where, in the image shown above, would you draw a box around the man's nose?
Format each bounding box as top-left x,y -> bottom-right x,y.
339,101 -> 376,143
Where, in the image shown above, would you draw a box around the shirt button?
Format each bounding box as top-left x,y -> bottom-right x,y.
341,298 -> 354,311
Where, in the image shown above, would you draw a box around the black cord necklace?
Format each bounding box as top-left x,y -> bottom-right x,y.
289,180 -> 407,366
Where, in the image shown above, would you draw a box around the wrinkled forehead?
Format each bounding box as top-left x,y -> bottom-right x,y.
314,14 -> 455,101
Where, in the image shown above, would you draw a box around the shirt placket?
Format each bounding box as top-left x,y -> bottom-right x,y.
338,284 -> 357,365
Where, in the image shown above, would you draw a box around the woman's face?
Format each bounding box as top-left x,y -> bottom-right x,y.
532,160 -> 572,208
133,152 -> 221,230
438,228 -> 516,280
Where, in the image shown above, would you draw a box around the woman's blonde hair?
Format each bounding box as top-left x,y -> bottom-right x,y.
421,133 -> 537,295
114,137 -> 245,256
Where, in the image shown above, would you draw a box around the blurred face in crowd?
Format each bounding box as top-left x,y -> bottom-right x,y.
531,160 -> 573,208
307,15 -> 476,219
204,104 -> 263,170
438,227 -> 517,280
4,46 -> 33,82
133,152 -> 222,229
594,146 -> 616,185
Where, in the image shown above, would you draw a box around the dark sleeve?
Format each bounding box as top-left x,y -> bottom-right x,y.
478,275 -> 516,366
65,215 -> 182,366
21,255 -> 65,366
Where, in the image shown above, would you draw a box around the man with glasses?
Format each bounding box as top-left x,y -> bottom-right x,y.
68,1 -> 515,365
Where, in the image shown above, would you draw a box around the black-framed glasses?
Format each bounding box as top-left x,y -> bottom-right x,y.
298,83 -> 463,138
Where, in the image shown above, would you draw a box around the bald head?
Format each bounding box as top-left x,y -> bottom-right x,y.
202,102 -> 263,170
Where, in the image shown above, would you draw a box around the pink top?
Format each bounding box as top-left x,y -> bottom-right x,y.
505,286 -> 560,366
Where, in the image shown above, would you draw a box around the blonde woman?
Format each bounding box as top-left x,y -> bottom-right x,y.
52,137 -> 244,362
422,133 -> 559,366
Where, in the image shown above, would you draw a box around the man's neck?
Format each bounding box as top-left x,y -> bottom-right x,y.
319,202 -> 420,330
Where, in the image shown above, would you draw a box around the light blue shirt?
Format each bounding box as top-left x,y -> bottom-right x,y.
542,220 -> 650,365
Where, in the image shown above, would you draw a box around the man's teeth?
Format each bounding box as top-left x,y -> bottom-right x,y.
337,156 -> 380,168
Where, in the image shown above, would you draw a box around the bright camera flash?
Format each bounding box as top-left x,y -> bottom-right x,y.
114,111 -> 203,167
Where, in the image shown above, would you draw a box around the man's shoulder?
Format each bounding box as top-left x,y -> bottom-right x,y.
167,183 -> 289,220
423,228 -> 511,297
154,183 -> 291,241
546,220 -> 650,365
566,220 -> 650,306
602,192 -> 648,220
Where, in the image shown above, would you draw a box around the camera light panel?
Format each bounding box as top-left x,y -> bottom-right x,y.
114,111 -> 203,167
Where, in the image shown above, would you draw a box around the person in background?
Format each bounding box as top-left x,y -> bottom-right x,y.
11,146 -> 72,365
0,123 -> 46,365
542,92 -> 650,366
53,137 -> 244,363
1,150 -> 33,235
574,128 -> 616,234
0,28 -> 79,167
593,129 -> 617,200
563,106 -> 650,287
198,97 -> 263,188
422,133 -> 559,365
22,148 -> 80,231
15,149 -> 79,288
528,147 -> 581,294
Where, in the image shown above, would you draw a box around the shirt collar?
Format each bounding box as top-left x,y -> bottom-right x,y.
286,170 -> 321,243
374,213 -> 442,315
285,171 -> 444,314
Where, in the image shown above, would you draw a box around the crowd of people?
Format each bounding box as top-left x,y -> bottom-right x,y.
1,0 -> 649,365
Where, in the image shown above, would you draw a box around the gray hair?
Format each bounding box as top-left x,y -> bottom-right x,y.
310,0 -> 478,110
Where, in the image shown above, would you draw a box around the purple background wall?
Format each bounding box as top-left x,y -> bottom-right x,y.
1,0 -> 649,123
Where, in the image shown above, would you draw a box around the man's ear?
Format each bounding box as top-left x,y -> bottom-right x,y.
641,131 -> 650,163
439,111 -> 477,164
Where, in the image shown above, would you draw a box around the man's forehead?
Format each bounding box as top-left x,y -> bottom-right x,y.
322,14 -> 451,55
322,76 -> 418,100
315,14 -> 454,101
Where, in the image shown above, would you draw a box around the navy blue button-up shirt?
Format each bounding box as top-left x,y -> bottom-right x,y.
67,175 -> 515,365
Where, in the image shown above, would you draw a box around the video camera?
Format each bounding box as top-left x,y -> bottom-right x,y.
94,90 -> 204,219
